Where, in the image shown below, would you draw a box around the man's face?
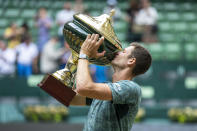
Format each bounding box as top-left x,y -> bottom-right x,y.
0,41 -> 6,50
111,46 -> 135,68
64,3 -> 71,10
142,0 -> 150,8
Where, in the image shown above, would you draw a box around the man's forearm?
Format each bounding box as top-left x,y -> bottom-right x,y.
76,59 -> 93,89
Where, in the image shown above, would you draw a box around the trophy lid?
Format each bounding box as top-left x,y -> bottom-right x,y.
73,9 -> 122,50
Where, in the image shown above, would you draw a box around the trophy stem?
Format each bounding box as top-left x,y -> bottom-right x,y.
38,51 -> 79,107
52,51 -> 78,88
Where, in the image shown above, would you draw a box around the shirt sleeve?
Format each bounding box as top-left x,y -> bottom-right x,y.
108,80 -> 141,104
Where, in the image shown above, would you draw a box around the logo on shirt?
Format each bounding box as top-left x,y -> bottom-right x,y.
114,83 -> 122,91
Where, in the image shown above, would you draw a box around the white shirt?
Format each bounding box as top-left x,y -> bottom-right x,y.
16,43 -> 38,65
56,9 -> 75,35
135,7 -> 158,25
40,40 -> 64,73
0,48 -> 16,75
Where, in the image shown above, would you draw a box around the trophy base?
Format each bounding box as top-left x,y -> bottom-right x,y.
38,74 -> 76,107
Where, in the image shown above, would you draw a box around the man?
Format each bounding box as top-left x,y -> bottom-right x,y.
0,40 -> 16,76
56,2 -> 75,45
40,36 -> 65,74
16,35 -> 38,77
71,34 -> 152,131
134,0 -> 158,43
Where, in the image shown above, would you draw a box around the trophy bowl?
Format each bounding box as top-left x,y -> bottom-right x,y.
64,9 -> 122,65
38,10 -> 123,107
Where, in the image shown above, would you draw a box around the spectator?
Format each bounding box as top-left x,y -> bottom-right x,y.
4,23 -> 21,49
56,2 -> 75,45
125,0 -> 141,42
15,35 -> 38,77
0,40 -> 16,76
35,7 -> 52,53
134,0 -> 158,43
103,0 -> 122,22
74,0 -> 85,13
19,22 -> 30,43
40,37 -> 65,74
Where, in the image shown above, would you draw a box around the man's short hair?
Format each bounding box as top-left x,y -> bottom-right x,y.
129,42 -> 152,76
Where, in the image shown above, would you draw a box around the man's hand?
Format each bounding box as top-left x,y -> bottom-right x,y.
80,34 -> 105,58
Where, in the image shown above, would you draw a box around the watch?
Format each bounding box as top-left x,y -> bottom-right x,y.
79,53 -> 89,60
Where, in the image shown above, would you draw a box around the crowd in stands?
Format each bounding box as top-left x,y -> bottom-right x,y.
0,0 -> 158,82
126,0 -> 158,43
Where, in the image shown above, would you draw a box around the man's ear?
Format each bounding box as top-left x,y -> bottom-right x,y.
128,58 -> 136,67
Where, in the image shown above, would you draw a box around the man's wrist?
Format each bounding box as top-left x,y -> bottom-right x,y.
79,53 -> 89,61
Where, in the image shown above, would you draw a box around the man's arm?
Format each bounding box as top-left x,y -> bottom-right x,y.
76,34 -> 112,101
70,92 -> 86,106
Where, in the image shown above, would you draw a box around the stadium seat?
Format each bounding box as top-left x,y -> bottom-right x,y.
184,43 -> 197,60
178,3 -> 189,12
20,9 -> 36,19
164,43 -> 182,60
50,24 -> 59,37
0,0 -> 3,6
158,12 -> 166,22
152,2 -> 164,11
0,19 -> 9,28
118,2 -> 129,9
182,12 -> 197,22
37,1 -> 51,9
190,34 -> 197,43
48,9 -> 58,20
114,20 -> 128,32
28,19 -> 35,28
11,0 -> 21,7
50,1 -> 64,9
159,33 -> 177,43
30,29 -> 38,40
1,0 -> 10,8
85,2 -> 105,12
15,19 -> 24,27
94,2 -> 106,10
189,23 -> 197,33
148,43 -> 164,60
0,8 -> 4,16
17,0 -> 28,8
158,22 -> 172,32
172,22 -> 188,33
90,10 -> 102,17
28,0 -> 40,9
0,28 -> 5,38
177,33 -> 192,43
4,8 -> 20,18
163,2 -> 178,11
179,3 -> 196,12
166,12 -> 181,22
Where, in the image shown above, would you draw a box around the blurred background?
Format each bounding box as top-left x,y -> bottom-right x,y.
0,0 -> 197,131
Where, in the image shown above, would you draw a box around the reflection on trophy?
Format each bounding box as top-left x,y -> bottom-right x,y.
38,9 -> 123,107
